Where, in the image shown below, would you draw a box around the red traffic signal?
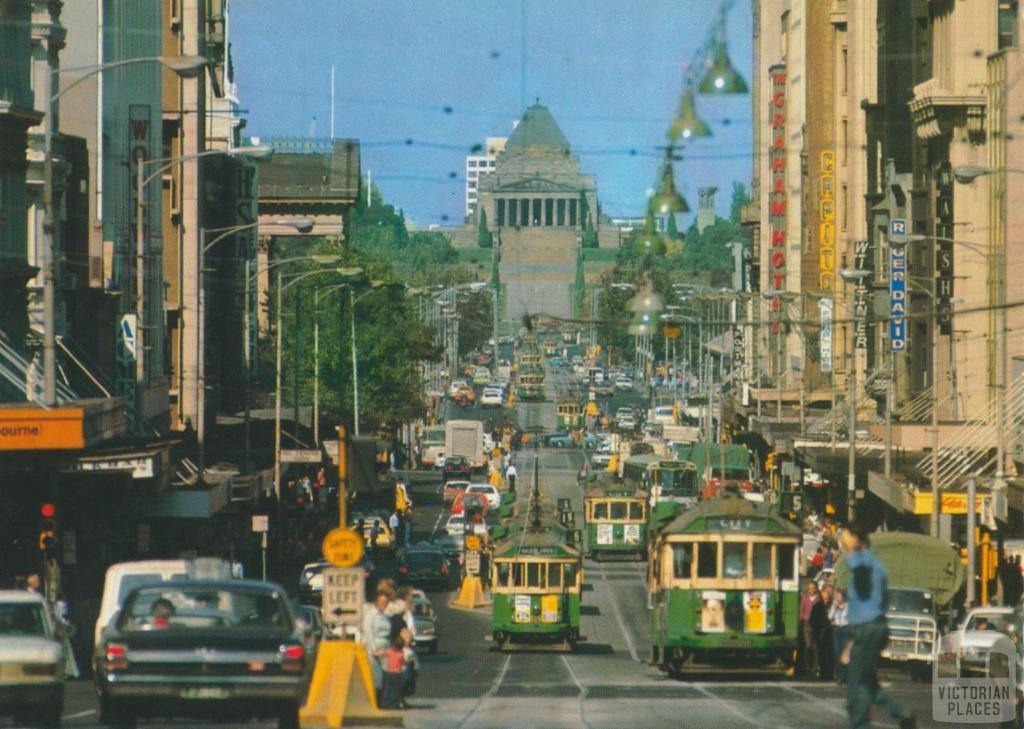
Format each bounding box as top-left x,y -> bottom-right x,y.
40,503 -> 56,518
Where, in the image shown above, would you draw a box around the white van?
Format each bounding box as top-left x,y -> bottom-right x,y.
93,558 -> 232,647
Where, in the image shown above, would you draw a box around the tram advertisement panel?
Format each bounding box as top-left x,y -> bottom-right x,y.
744,591 -> 768,633
701,590 -> 726,633
514,595 -> 532,622
597,524 -> 613,544
623,524 -> 640,545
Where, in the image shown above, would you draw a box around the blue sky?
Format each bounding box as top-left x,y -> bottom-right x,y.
231,0 -> 753,228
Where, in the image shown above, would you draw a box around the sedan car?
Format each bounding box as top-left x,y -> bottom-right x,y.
542,431 -> 571,447
448,380 -> 469,398
0,591 -> 64,728
442,456 -> 471,481
614,376 -> 633,391
466,483 -> 502,508
480,387 -> 504,407
398,548 -> 451,591
95,580 -> 308,729
441,479 -> 470,506
412,593 -> 440,654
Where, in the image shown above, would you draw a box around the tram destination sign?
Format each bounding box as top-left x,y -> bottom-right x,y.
705,517 -> 765,532
519,546 -> 561,556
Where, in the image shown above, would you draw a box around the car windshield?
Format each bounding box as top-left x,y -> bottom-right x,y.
117,572 -> 186,604
966,613 -> 1012,632
0,603 -> 48,637
120,585 -> 292,633
887,589 -> 934,615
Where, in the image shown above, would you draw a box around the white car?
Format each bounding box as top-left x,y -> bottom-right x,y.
467,483 -> 502,508
0,591 -> 64,726
480,388 -> 504,407
616,415 -> 636,431
614,376 -> 633,391
449,380 -> 469,398
443,514 -> 488,537
592,444 -> 614,467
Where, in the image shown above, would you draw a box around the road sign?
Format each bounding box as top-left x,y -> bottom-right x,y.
465,551 -> 481,576
321,527 -> 365,567
280,449 -> 322,463
321,567 -> 364,626
120,314 -> 137,361
251,515 -> 269,533
464,534 -> 481,551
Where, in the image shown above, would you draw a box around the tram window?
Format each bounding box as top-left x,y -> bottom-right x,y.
593,502 -> 608,519
629,503 -> 644,520
697,542 -> 718,578
723,543 -> 747,579
496,562 -> 511,587
527,562 -> 543,588
564,564 -> 578,587
548,564 -> 562,588
610,502 -> 627,520
512,563 -> 525,586
778,544 -> 796,581
672,544 -> 692,579
752,543 -> 772,579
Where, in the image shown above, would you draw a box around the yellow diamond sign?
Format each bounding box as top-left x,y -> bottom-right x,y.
321,527 -> 365,568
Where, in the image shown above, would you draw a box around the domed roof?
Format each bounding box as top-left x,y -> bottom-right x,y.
506,103 -> 571,151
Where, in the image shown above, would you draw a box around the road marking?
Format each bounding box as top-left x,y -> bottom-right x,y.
779,684 -> 847,718
561,654 -> 595,729
597,565 -> 641,663
431,510 -> 444,537
690,683 -> 793,728
454,653 -> 511,729
63,710 -> 96,720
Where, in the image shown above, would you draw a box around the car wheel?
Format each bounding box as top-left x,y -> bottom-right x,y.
277,705 -> 301,729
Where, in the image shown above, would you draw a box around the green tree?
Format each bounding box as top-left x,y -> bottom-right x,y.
729,181 -> 752,223
478,209 -> 492,248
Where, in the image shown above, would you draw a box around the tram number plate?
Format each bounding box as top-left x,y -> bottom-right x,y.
597,524 -> 613,545
514,595 -> 532,622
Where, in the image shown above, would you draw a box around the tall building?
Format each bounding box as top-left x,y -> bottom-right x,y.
465,136 -> 506,219
474,103 -> 611,319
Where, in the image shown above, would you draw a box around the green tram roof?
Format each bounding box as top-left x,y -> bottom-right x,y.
657,497 -> 802,537
492,524 -> 580,559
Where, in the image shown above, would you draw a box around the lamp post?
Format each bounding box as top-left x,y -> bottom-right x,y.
198,219 -> 313,476
40,54 -> 206,407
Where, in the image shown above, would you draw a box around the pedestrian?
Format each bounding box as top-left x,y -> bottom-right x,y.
370,520 -> 381,553
830,588 -> 849,685
811,584 -> 834,680
840,523 -> 916,729
389,510 -> 402,548
799,581 -> 820,677
362,587 -> 394,701
403,509 -> 413,547
506,463 -> 517,494
356,518 -> 366,544
378,633 -> 408,709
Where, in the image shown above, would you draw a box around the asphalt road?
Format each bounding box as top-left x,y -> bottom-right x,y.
16,369 -> 1001,729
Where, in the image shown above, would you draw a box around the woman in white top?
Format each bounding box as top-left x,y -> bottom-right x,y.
829,588 -> 849,685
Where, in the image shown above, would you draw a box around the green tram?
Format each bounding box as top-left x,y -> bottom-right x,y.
556,401 -> 583,430
516,371 -> 545,401
583,483 -> 648,561
490,524 -> 583,650
647,496 -> 801,677
622,455 -> 699,507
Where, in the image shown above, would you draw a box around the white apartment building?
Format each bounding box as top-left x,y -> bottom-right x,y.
465,136 -> 507,219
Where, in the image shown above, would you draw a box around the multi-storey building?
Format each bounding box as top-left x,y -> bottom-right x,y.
465,136 -> 506,220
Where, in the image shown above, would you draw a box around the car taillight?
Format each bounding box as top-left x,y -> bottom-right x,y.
399,566 -> 408,575
104,643 -> 128,670
440,565 -> 448,576
280,644 -> 304,672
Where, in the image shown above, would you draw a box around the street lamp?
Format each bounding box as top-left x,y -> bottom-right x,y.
40,54 -> 207,406
196,219 -> 313,476
840,268 -> 871,524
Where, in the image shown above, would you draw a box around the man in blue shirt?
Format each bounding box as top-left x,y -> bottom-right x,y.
839,524 -> 916,729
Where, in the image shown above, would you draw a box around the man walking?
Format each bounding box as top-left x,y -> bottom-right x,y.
389,510 -> 402,548
505,463 -> 517,495
840,524 -> 915,729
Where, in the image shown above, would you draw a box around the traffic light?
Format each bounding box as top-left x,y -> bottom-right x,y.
39,503 -> 57,553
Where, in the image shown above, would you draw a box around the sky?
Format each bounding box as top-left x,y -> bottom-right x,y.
231,0 -> 753,229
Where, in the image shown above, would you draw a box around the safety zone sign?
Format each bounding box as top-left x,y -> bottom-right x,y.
321,567 -> 363,626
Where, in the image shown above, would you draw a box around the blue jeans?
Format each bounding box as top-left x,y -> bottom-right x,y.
846,618 -> 909,729
833,626 -> 847,683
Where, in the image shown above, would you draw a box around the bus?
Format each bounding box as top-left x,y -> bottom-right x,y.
419,425 -> 446,467
622,455 -> 699,507
648,495 -> 801,677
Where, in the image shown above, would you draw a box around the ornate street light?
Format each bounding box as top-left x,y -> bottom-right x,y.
668,84 -> 712,140
649,152 -> 689,215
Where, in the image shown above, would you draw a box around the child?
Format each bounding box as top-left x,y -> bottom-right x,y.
380,634 -> 407,709
400,627 -> 419,707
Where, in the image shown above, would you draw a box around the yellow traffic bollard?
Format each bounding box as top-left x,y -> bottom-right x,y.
299,641 -> 402,727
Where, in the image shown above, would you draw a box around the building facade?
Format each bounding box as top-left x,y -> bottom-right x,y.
464,136 -> 506,220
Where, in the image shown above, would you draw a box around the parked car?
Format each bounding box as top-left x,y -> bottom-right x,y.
441,479 -> 470,505
480,387 -> 504,407
411,592 -> 440,654
95,580 -> 309,729
398,548 -> 451,591
614,376 -> 633,391
466,483 -> 502,508
0,590 -> 64,728
442,456 -> 471,481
